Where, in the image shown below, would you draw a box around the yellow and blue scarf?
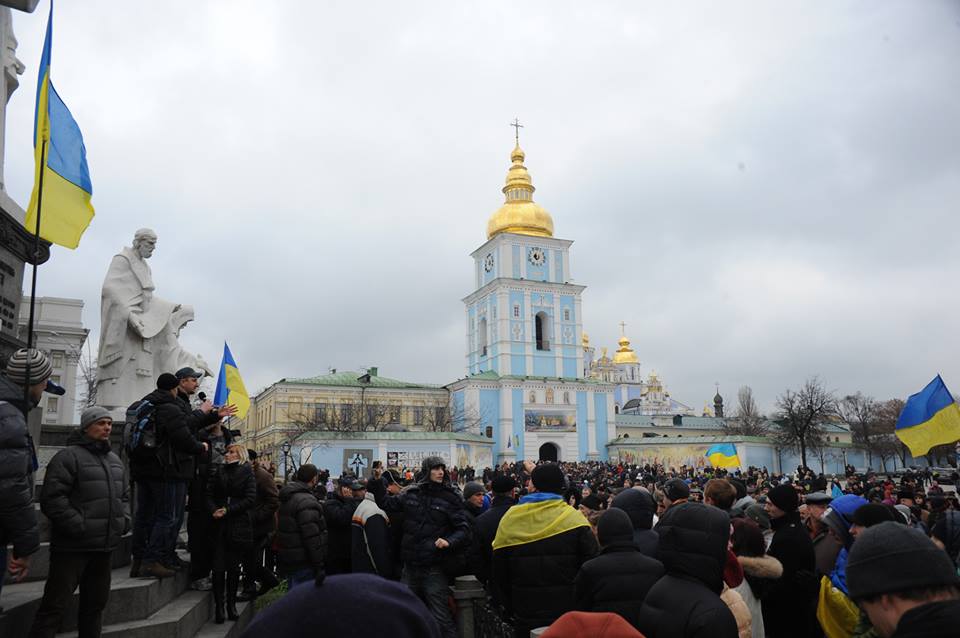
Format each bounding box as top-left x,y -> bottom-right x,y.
492,493 -> 589,550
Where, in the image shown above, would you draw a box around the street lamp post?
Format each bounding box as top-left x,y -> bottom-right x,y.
280,441 -> 292,481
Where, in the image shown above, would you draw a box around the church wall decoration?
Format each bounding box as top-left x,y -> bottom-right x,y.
524,409 -> 577,432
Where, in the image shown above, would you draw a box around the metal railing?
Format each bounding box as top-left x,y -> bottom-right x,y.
473,599 -> 515,638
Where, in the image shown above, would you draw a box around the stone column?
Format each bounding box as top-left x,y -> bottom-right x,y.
451,575 -> 486,638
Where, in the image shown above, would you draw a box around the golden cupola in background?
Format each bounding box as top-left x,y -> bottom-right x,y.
613,328 -> 639,365
486,144 -> 555,239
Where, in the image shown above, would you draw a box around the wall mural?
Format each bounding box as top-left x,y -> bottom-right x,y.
525,409 -> 576,432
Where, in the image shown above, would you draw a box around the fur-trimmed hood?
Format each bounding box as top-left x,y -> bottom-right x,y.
737,554 -> 783,580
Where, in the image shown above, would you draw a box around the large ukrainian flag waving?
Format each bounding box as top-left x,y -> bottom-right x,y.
24,2 -> 95,249
895,375 -> 960,457
214,342 -> 250,419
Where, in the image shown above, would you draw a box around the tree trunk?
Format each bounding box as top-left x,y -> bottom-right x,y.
800,439 -> 808,470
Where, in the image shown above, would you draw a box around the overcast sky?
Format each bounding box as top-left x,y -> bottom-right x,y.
5,1 -> 959,413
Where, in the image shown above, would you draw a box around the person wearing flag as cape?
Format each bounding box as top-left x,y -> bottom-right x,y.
491,461 -> 599,636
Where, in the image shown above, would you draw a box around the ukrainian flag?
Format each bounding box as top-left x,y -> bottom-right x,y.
214,343 -> 250,419
24,3 -> 94,249
705,443 -> 741,468
895,375 -> 960,457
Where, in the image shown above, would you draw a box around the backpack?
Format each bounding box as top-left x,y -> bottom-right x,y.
124,399 -> 158,458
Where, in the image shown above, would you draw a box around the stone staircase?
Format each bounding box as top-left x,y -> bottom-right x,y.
1,424 -> 256,637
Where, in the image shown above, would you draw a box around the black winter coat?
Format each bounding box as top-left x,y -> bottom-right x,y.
277,481 -> 327,576
323,491 -> 357,574
473,496 -> 514,584
611,488 -> 660,559
491,520 -> 599,633
574,542 -> 664,630
206,461 -> 256,552
384,479 -> 471,568
0,376 -> 39,559
129,389 -> 205,482
40,431 -> 129,552
250,464 -> 279,539
763,511 -> 817,638
636,503 -> 739,638
891,600 -> 960,638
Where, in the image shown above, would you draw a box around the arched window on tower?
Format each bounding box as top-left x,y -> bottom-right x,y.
478,317 -> 488,356
535,311 -> 550,351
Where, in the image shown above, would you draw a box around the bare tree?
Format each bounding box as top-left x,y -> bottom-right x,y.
872,398 -> 907,469
724,385 -> 768,436
773,377 -> 837,470
838,392 -> 879,468
76,342 -> 98,409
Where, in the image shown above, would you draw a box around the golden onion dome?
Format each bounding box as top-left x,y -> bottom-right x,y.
582,332 -> 590,348
613,333 -> 639,364
486,144 -> 555,239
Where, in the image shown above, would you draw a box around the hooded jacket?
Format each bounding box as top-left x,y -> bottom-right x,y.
636,502 -> 739,638
610,487 -> 660,559
276,480 -> 327,576
0,375 -> 39,559
733,554 -> 782,638
323,488 -> 358,574
574,508 -> 664,630
491,493 -> 600,635
351,492 -> 391,576
40,429 -> 129,552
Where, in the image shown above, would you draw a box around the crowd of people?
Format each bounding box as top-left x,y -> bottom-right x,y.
2,353 -> 960,637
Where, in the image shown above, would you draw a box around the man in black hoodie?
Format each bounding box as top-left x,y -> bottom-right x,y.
636,502 -> 739,638
129,373 -> 209,578
323,474 -> 358,575
610,487 -> 659,559
763,483 -> 817,638
575,507 -> 664,630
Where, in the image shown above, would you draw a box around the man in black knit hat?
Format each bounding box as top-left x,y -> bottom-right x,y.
763,483 -> 816,637
847,521 -> 960,637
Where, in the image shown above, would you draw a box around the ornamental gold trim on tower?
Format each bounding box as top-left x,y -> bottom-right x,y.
486,143 -> 555,239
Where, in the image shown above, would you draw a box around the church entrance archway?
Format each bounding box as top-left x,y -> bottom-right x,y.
539,442 -> 559,462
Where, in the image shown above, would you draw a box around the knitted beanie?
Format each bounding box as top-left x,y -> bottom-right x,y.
463,481 -> 485,500
531,463 -> 565,494
597,508 -> 635,547
847,521 -> 959,600
5,348 -> 52,385
851,503 -> 899,528
767,484 -> 799,513
80,406 -> 112,430
156,373 -> 179,391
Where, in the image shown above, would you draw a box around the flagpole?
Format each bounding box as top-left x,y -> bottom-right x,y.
23,139 -> 47,408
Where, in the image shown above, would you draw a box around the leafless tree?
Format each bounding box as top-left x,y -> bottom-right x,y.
724,385 -> 768,436
872,398 -> 907,469
76,341 -> 98,409
773,376 -> 837,470
838,392 -> 879,467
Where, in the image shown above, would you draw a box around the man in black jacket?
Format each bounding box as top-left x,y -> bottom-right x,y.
130,373 -> 210,578
575,508 -> 664,630
276,464 -> 327,587
636,502 -> 738,638
610,487 -> 659,559
763,483 -> 817,638
491,462 -> 599,637
384,456 -> 471,638
28,407 -> 129,638
473,475 -> 516,586
0,349 -> 54,594
323,474 -> 358,575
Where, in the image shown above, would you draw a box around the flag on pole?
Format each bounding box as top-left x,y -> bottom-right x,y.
895,375 -> 960,457
705,443 -> 741,468
24,2 -> 94,249
214,342 -> 250,419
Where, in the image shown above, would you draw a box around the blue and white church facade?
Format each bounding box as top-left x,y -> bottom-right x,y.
447,144 -> 616,463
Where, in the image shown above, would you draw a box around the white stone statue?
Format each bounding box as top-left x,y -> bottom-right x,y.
96,228 -> 211,408
0,7 -> 24,192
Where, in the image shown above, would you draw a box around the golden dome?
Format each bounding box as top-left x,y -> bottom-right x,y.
613,330 -> 639,365
582,332 -> 590,348
486,144 -> 555,239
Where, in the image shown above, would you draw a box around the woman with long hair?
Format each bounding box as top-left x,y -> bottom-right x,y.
206,443 -> 256,623
731,517 -> 783,638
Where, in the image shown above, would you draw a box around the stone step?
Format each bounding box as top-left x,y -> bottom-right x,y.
2,535 -> 131,585
0,563 -> 190,637
192,600 -> 254,638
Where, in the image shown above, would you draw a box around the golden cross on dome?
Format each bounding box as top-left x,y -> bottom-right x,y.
619,321 -> 627,336
510,117 -> 524,144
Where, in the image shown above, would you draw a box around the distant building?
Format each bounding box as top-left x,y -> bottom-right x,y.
241,367 -> 450,464
18,296 -> 88,425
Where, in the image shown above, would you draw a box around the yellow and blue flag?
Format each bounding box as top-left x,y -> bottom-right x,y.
214,343 -> 250,419
895,375 -> 960,457
24,2 -> 94,249
705,443 -> 741,468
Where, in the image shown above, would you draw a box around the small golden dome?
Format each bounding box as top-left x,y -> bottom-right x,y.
582,332 -> 590,348
613,334 -> 639,365
486,144 -> 555,239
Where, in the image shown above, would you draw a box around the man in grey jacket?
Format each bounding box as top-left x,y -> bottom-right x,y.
0,348 -> 55,600
27,406 -> 129,638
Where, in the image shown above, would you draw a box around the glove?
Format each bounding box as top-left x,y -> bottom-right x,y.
314,570 -> 326,587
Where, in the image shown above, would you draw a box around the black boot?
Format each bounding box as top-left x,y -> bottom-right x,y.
226,570 -> 240,621
212,571 -> 226,624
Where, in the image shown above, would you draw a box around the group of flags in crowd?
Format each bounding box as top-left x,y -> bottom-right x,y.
16,3 -> 960,446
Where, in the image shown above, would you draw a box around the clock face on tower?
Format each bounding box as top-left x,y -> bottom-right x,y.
484,253 -> 494,272
528,247 -> 546,266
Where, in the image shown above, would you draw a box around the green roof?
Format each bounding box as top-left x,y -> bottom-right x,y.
281,371 -> 441,390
